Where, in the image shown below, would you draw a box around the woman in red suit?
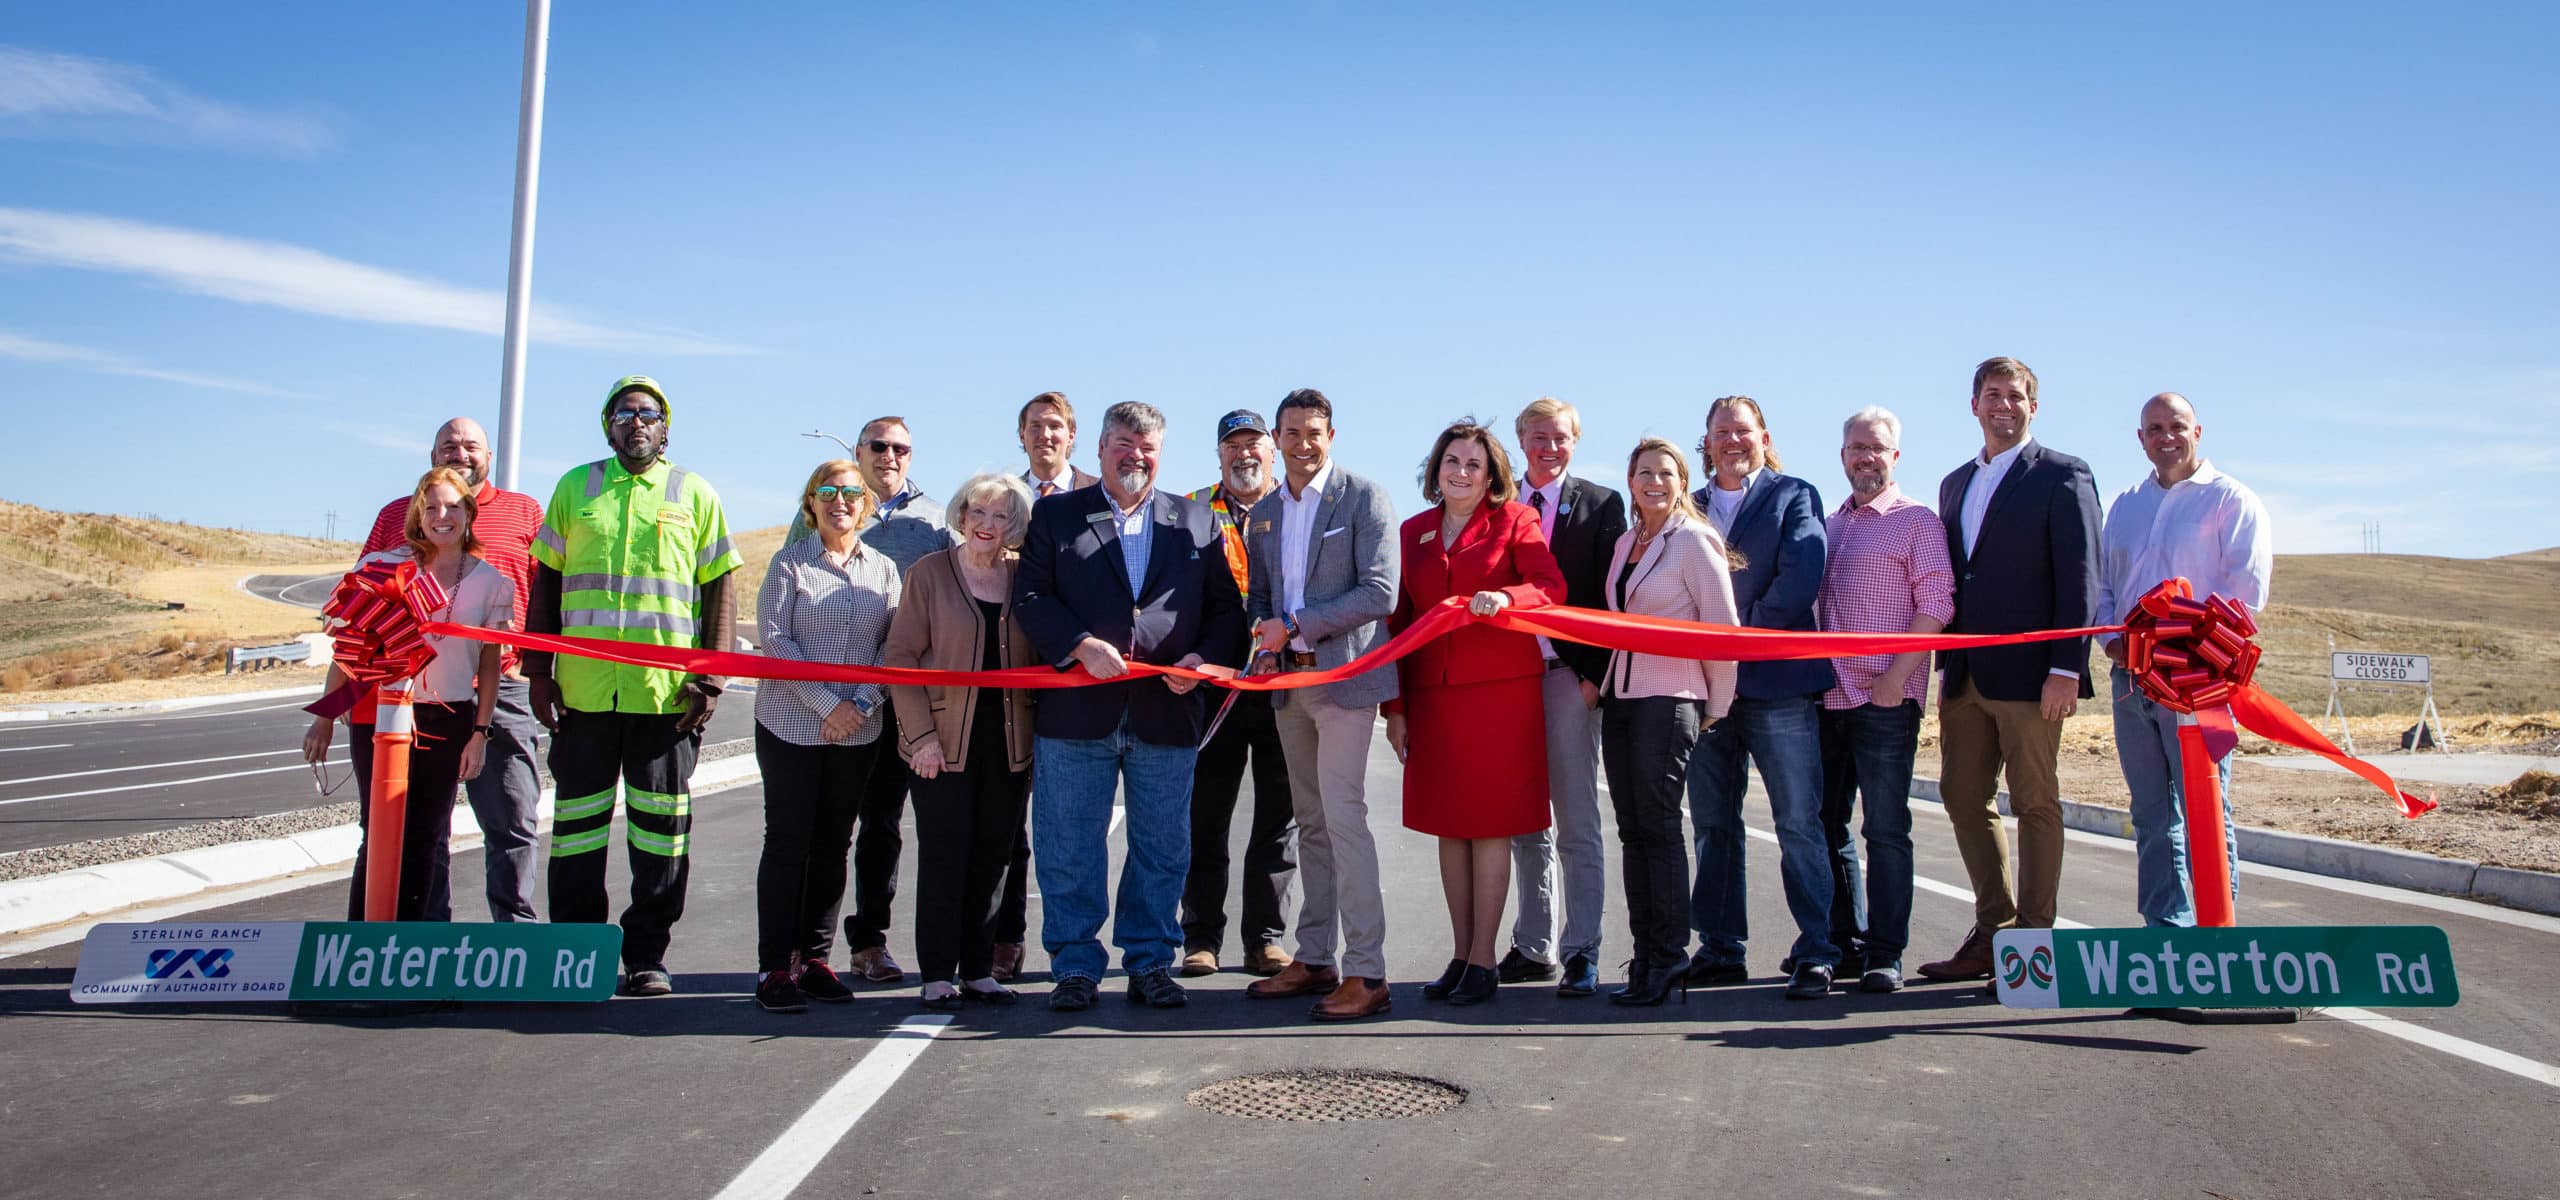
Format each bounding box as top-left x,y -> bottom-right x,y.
1385,419 -> 1567,1007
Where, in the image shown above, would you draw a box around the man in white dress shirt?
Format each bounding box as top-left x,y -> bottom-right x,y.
2099,392 -> 2272,927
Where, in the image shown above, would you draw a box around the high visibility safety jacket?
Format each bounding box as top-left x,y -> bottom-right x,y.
531,457 -> 743,715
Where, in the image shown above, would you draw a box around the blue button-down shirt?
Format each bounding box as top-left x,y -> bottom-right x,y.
1110,489 -> 1153,598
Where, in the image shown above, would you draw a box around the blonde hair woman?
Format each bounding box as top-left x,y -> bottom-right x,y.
749,460 -> 902,1013
1598,438 -> 1738,1005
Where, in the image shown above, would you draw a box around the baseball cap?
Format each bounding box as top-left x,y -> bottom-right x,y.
1215,409 -> 1268,443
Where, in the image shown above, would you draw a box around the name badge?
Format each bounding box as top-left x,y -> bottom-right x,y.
1254,520 -> 1272,534
1420,530 -> 1437,545
1085,511 -> 1113,524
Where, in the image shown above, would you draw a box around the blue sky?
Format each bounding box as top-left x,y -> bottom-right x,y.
3,3 -> 2553,558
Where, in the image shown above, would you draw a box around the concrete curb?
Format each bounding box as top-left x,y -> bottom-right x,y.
1911,775 -> 2557,918
0,683 -> 325,723
0,755 -> 762,939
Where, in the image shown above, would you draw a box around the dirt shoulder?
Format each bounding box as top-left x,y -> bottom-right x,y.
1913,710 -> 2560,876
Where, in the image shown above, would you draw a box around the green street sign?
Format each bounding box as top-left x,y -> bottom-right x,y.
1995,926 -> 2458,1010
72,921 -> 622,1004
292,922 -> 621,1002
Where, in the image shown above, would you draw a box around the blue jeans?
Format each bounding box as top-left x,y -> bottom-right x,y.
2112,667 -> 2237,927
1032,721 -> 1198,982
1686,693 -> 1837,967
1816,701 -> 1921,964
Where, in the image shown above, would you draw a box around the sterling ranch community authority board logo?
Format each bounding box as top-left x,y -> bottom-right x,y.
71,921 -> 623,1004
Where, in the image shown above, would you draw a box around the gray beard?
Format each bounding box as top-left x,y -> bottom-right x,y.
1114,469 -> 1152,496
1225,464 -> 1266,494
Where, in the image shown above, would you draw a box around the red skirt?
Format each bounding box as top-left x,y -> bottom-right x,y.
1400,675 -> 1551,839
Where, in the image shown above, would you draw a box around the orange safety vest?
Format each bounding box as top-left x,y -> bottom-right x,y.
1190,484 -> 1252,594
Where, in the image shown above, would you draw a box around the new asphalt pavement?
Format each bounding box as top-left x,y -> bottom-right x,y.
2,727 -> 2555,1199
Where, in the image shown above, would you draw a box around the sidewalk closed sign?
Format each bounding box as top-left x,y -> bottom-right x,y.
71,921 -> 621,1004
2332,652 -> 2429,683
1994,926 -> 2457,1010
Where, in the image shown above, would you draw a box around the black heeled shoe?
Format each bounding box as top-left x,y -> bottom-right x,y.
1609,957 -> 1687,1007
1445,963 -> 1498,1006
1421,958 -> 1467,1001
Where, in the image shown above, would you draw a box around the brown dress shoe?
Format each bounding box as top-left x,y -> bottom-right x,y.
847,946 -> 905,983
1246,961 -> 1340,999
1245,945 -> 1293,977
1310,977 -> 1392,1022
1180,949 -> 1219,977
1917,926 -> 1997,982
989,943 -> 1024,983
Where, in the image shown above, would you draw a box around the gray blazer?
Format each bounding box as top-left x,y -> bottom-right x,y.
1245,465 -> 1399,708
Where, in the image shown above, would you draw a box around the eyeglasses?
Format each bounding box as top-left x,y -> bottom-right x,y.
608,410 -> 665,427
866,440 -> 913,457
814,484 -> 865,503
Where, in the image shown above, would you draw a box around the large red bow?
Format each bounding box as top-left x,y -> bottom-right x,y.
319,558 -> 451,687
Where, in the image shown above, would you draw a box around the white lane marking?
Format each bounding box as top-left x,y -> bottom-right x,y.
0,748 -> 298,789
711,1016 -> 954,1200
0,744 -> 73,753
0,758 -> 342,807
129,701 -> 319,723
2325,1009 -> 2560,1088
1743,825 -> 2560,1091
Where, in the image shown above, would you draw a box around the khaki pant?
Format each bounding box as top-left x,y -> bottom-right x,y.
1936,679 -> 2065,930
1275,688 -> 1387,980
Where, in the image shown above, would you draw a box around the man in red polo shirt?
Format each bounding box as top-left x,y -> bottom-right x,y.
351,416 -> 547,922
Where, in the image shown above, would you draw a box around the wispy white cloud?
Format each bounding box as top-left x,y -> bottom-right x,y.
0,328 -> 312,398
0,207 -> 752,355
0,45 -> 337,155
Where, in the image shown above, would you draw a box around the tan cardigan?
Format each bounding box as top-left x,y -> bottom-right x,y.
881,547 -> 1037,772
1602,514 -> 1740,718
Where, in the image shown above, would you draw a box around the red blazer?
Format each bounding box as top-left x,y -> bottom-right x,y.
1390,499 -> 1566,694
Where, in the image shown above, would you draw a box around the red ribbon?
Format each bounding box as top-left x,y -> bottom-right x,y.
390,576 -> 2426,818
321,558 -> 451,687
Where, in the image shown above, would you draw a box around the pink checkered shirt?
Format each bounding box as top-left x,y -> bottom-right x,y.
1819,484 -> 1955,710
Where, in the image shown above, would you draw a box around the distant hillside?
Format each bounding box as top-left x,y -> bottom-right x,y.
0,498 -> 356,691
2273,552 -> 2560,635
2499,547 -> 2560,564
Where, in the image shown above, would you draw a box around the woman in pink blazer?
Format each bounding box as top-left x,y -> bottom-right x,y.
1598,437 -> 1738,1005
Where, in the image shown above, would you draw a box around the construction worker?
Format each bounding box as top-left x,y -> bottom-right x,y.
526,375 -> 744,997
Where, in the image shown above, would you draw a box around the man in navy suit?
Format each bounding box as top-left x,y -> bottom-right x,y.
1014,401 -> 1248,1012
1917,357 -> 2102,983
1684,395 -> 1842,1001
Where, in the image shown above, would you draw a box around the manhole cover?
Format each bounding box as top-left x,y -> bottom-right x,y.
1185,1068 -> 1467,1121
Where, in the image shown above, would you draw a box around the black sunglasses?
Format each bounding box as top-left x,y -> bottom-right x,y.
608,410 -> 665,427
866,440 -> 913,457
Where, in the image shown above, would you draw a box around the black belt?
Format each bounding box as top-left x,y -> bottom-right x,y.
1545,657 -> 1572,671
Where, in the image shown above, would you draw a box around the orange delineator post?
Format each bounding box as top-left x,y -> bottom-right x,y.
2176,712 -> 2237,928
362,679 -> 414,922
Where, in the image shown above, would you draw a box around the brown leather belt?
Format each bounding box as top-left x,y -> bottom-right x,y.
1283,650 -> 1320,670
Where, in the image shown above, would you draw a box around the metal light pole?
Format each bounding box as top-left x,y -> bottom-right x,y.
803,429 -> 857,456
492,0 -> 553,492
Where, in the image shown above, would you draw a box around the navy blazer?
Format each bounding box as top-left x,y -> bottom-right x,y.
1539,475 -> 1630,688
1935,440 -> 2102,704
1013,485 -> 1247,746
1690,470 -> 1834,700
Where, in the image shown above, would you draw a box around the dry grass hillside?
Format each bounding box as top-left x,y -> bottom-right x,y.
0,498 -> 355,692
2249,551 -> 2560,714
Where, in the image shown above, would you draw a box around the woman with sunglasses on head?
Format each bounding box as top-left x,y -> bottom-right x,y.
880,473 -> 1039,1010
1597,438 -> 1738,1006
301,466 -> 512,921
750,461 -> 903,1013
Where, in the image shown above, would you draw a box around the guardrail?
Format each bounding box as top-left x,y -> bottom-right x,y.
225,641 -> 315,674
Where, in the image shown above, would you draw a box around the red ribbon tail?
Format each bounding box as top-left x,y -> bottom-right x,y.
2229,684 -> 2435,818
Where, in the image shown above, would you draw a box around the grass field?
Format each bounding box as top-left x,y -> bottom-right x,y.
0,498 -> 352,693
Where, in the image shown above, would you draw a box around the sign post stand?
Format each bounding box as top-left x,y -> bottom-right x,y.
362,680 -> 413,922
2323,637 -> 2447,756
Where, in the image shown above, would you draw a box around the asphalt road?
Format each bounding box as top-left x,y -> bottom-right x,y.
3,731 -> 2555,1199
239,572 -> 338,608
0,692 -> 757,856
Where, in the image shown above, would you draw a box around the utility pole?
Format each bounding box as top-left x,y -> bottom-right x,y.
492,0 -> 552,493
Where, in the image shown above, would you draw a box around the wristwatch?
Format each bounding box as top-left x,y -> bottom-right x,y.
1280,612 -> 1301,642
473,724 -> 493,737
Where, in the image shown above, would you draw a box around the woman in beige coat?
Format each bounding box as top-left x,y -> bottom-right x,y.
1598,437 -> 1739,1006
882,473 -> 1039,1009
